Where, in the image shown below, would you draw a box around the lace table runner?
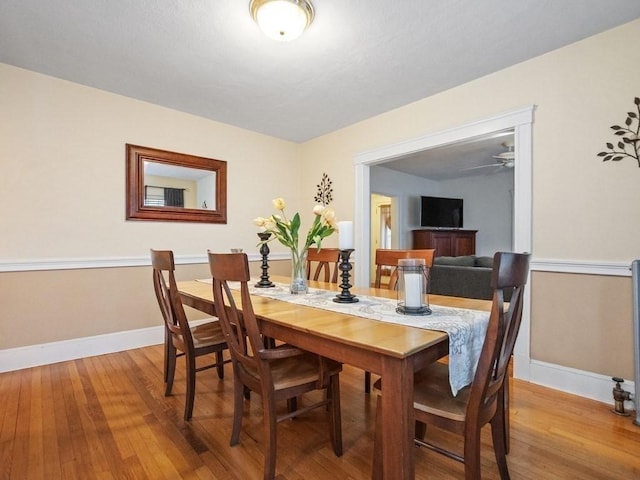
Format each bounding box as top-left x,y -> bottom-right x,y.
198,279 -> 489,395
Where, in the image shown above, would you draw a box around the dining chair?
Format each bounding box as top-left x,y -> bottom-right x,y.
208,252 -> 343,480
150,249 -> 230,421
306,247 -> 341,283
374,248 -> 435,290
364,248 -> 436,392
371,251 -> 530,480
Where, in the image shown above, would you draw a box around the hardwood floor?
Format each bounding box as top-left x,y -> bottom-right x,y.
1,345 -> 639,479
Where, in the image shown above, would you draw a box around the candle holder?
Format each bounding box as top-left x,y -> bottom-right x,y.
255,232 -> 275,288
396,258 -> 431,315
333,249 -> 359,304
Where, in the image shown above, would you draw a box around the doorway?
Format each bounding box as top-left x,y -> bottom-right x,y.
352,105 -> 534,380
370,193 -> 393,285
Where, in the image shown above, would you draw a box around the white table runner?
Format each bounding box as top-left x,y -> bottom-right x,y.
198,279 -> 489,395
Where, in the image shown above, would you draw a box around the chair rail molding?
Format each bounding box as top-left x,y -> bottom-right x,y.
531,258 -> 633,276
0,253 -> 290,272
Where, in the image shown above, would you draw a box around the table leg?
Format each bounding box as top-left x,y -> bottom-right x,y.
380,356 -> 414,480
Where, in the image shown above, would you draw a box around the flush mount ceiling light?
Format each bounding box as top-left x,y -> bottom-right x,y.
249,0 -> 314,42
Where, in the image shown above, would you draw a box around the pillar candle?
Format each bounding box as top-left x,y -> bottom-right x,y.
338,221 -> 353,249
403,273 -> 423,308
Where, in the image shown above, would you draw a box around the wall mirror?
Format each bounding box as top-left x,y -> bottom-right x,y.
126,144 -> 227,223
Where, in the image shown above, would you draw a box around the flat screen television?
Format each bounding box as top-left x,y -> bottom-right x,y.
420,196 -> 463,228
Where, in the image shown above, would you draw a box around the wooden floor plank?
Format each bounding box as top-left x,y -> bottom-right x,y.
1,345 -> 639,479
0,370 -> 21,479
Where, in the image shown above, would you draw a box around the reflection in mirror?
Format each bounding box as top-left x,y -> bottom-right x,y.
126,144 -> 227,223
143,161 -> 217,210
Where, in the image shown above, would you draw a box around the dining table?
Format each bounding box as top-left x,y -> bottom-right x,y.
178,276 -> 492,480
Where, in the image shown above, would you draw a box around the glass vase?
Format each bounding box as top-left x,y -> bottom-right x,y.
290,248 -> 309,295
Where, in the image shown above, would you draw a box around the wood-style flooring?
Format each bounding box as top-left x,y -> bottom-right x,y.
1,345 -> 638,479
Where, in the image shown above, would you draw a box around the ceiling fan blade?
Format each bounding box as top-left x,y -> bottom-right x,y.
463,163 -> 501,171
492,152 -> 515,160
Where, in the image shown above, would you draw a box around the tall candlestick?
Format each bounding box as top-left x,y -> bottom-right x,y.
333,249 -> 358,304
338,221 -> 353,250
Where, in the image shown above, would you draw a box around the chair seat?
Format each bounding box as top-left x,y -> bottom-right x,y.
182,319 -> 227,349
244,352 -> 342,391
413,363 -> 469,422
372,362 -> 468,422
173,318 -> 226,350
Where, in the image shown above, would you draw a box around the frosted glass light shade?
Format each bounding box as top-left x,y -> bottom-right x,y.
250,0 -> 314,42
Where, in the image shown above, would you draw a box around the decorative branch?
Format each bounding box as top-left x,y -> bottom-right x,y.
597,97 -> 640,167
314,173 -> 333,206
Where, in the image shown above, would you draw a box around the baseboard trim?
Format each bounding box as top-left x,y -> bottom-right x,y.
2,328 -> 635,413
515,357 -> 636,411
0,319 -> 207,373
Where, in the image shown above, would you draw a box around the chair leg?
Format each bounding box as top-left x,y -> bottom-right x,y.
501,377 -> 510,453
262,395 -> 278,480
163,331 -> 170,382
286,397 -> 297,413
491,414 -> 511,480
415,420 -> 426,441
165,343 -> 177,396
364,371 -> 371,393
184,354 -> 196,421
328,375 -> 343,456
463,427 -> 482,480
371,395 -> 383,480
215,350 -> 225,379
230,376 -> 244,446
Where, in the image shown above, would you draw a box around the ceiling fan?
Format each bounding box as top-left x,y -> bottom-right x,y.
465,141 -> 515,172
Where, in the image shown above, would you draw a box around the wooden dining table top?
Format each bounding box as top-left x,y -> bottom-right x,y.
177,276 -> 492,369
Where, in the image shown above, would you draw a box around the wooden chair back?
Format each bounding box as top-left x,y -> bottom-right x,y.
207,253 -> 263,389
306,248 -> 340,283
151,249 -> 194,351
374,249 -> 435,290
468,252 -> 530,421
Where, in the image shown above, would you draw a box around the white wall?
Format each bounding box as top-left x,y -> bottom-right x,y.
370,165 -> 439,248
437,169 -> 514,256
371,165 -> 513,256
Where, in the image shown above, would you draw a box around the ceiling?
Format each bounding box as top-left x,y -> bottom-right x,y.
2,0 -> 639,145
383,131 -> 516,180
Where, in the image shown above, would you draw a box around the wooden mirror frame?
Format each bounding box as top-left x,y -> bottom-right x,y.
126,144 -> 227,223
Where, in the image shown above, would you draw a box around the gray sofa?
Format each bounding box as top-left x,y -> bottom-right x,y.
429,255 -> 511,301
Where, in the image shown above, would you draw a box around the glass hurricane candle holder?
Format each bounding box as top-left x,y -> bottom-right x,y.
396,258 -> 431,315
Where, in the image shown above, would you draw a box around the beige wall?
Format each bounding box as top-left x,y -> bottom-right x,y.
299,20 -> 640,378
0,260 -> 290,349
1,63 -> 305,260
2,20 -> 639,382
0,63 -> 302,349
531,272 -> 634,379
